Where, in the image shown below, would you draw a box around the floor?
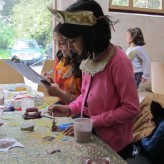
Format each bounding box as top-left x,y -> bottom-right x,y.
126,150 -> 164,164
127,154 -> 150,164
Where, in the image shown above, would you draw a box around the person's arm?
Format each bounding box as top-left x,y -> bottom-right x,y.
42,72 -> 54,83
43,82 -> 78,104
43,83 -> 77,104
138,47 -> 150,80
48,73 -> 86,118
48,84 -> 76,103
48,104 -> 71,117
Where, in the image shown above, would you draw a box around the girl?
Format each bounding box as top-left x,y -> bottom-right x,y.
42,24 -> 82,105
126,27 -> 150,88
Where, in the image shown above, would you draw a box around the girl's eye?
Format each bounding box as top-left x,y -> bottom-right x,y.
54,39 -> 67,45
59,41 -> 66,45
68,39 -> 76,43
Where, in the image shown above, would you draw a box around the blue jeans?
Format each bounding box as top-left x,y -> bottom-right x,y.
135,72 -> 143,89
141,121 -> 164,157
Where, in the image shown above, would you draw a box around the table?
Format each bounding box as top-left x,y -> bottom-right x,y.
0,84 -> 126,164
0,83 -> 51,111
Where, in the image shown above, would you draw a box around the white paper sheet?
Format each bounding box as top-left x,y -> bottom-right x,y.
0,138 -> 25,152
3,59 -> 51,85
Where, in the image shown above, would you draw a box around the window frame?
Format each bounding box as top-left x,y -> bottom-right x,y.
109,0 -> 164,16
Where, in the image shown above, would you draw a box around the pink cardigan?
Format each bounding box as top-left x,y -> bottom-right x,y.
68,47 -> 140,152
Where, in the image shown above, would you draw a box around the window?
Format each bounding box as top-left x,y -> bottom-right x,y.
109,0 -> 164,15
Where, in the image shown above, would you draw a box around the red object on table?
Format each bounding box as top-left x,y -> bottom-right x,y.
51,117 -> 58,132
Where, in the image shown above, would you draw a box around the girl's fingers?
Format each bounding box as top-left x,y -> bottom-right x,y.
63,126 -> 74,136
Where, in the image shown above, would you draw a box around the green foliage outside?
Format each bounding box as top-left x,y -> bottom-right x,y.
111,0 -> 128,6
0,48 -> 10,59
0,0 -> 53,58
112,0 -> 161,9
12,0 -> 53,46
0,22 -> 15,49
1,0 -> 20,17
134,0 -> 161,9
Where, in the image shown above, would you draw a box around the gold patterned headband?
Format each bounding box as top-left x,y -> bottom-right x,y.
47,6 -> 97,26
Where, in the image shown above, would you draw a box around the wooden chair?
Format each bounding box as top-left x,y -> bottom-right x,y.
0,60 -> 24,84
151,62 -> 164,95
37,59 -> 55,96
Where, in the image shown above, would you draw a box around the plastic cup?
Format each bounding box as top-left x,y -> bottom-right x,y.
21,98 -> 34,113
74,118 -> 92,143
0,88 -> 4,106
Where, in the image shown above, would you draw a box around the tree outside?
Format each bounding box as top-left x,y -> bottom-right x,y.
0,0 -> 53,59
111,0 -> 162,9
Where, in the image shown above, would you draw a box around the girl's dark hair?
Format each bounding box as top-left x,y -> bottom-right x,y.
127,27 -> 145,46
56,0 -> 113,60
54,24 -> 82,78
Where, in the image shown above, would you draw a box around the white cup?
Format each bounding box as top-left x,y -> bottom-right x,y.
74,118 -> 93,143
0,88 -> 4,106
21,98 -> 34,113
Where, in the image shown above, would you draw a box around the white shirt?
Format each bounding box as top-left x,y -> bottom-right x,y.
126,46 -> 150,79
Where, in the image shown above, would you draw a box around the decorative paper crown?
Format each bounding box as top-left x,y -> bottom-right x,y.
47,6 -> 97,26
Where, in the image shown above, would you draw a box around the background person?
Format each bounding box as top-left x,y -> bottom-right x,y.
48,0 -> 140,160
126,27 -> 150,89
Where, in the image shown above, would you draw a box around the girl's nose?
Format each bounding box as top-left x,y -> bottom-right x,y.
67,41 -> 73,51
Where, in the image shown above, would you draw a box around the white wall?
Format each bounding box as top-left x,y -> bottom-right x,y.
57,0 -> 109,14
110,12 -> 164,62
57,0 -> 164,62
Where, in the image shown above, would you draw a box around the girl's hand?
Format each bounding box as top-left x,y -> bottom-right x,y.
46,83 -> 61,97
42,72 -> 54,83
63,125 -> 74,136
48,104 -> 71,117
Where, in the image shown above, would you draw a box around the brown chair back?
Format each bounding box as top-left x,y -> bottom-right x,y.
37,59 -> 55,96
0,60 -> 24,84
